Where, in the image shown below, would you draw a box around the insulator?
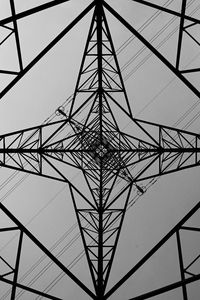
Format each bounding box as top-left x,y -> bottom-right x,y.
135,184 -> 145,195
55,106 -> 67,118
75,124 -> 82,131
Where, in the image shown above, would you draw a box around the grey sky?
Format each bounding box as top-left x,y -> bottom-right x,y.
0,0 -> 200,299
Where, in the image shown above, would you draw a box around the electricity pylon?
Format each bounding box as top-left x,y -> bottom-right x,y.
1,0 -> 200,299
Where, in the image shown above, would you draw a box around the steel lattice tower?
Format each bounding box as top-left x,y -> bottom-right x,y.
1,0 -> 200,299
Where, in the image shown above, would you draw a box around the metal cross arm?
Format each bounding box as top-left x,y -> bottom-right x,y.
128,118 -> 200,183
1,111 -> 200,297
2,0 -> 200,298
0,112 -> 200,185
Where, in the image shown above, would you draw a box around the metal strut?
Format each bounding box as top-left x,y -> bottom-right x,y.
1,0 -> 200,299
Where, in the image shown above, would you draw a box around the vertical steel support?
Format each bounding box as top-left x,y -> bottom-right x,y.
176,230 -> 188,300
176,0 -> 187,69
10,0 -> 23,71
10,231 -> 23,300
96,1 -> 104,297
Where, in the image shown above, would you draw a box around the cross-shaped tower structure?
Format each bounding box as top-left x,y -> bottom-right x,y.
0,1 -> 200,299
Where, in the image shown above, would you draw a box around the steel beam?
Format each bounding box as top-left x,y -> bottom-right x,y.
103,1 -> 200,100
104,199 -> 200,299
0,0 -> 70,26
0,202 -> 96,299
0,1 -> 95,99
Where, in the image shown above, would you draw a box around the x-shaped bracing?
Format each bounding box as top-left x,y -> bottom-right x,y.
1,0 -> 200,299
0,106 -> 200,296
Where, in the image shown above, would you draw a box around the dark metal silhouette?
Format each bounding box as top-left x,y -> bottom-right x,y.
1,0 -> 200,299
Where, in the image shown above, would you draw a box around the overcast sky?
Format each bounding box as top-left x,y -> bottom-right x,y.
1,0 -> 200,299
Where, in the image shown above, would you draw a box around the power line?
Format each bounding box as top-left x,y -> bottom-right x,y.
1,1 -> 200,298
